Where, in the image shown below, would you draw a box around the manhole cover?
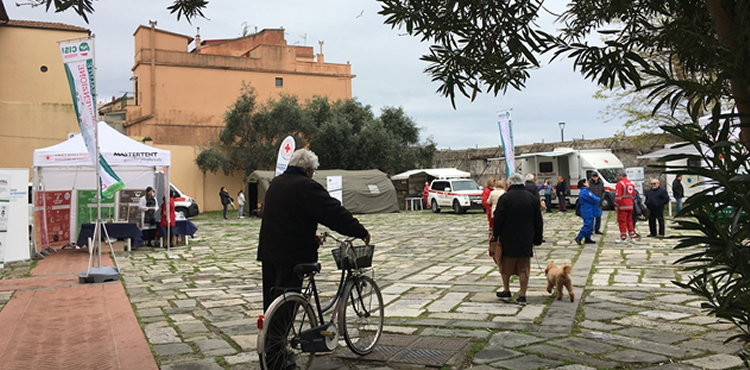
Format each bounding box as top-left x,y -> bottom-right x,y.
391,348 -> 453,367
413,337 -> 470,351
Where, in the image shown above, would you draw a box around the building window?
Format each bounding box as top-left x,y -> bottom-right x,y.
275,77 -> 283,87
539,162 -> 553,173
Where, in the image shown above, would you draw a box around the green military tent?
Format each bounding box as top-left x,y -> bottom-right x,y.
246,169 -> 398,215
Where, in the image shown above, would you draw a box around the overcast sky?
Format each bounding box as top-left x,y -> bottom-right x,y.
10,0 -> 627,149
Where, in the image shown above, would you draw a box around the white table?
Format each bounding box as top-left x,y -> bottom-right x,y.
405,197 -> 424,211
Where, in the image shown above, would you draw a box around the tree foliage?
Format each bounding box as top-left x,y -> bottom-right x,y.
377,0 -> 750,148
196,84 -> 436,176
659,105 -> 750,364
21,0 -> 208,23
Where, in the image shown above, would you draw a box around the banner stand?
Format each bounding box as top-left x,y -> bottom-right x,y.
58,35 -> 121,283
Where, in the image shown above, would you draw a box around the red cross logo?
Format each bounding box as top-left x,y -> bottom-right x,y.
284,143 -> 291,154
45,155 -> 51,160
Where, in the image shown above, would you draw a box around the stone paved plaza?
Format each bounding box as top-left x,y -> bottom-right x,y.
2,209 -> 747,369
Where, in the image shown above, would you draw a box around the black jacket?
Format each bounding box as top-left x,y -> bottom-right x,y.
645,186 -> 670,210
588,177 -> 605,199
672,178 -> 684,198
524,181 -> 538,196
219,190 -> 232,205
493,185 -> 544,257
556,181 -> 567,196
257,166 -> 368,266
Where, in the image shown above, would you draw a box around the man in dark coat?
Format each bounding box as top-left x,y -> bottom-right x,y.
258,149 -> 370,370
524,173 -> 538,195
588,171 -> 605,234
645,178 -> 670,237
493,173 -> 544,306
672,174 -> 684,213
258,149 -> 370,311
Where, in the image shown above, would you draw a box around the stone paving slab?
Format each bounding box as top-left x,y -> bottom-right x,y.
23,210 -> 741,370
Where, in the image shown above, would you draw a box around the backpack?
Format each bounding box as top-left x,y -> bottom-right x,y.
575,199 -> 581,217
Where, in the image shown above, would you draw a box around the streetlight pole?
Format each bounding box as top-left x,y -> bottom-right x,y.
559,121 -> 566,142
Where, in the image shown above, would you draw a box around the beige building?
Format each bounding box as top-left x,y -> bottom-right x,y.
123,23 -> 356,212
0,20 -> 90,170
126,23 -> 355,146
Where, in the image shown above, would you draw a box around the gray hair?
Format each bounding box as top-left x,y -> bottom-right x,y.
509,173 -> 525,186
525,173 -> 535,181
617,169 -> 627,176
289,149 -> 320,170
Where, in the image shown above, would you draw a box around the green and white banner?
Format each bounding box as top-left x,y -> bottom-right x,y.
59,38 -> 124,198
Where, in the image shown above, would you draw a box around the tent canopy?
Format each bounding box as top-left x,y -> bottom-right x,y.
637,143 -> 708,160
248,169 -> 398,214
33,121 -> 170,168
391,168 -> 470,181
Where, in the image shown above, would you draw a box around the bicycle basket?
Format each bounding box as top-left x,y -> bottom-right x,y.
331,245 -> 375,270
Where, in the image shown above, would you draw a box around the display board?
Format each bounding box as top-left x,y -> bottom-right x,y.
118,189 -> 145,225
0,169 -> 30,265
76,190 -> 115,238
42,191 -> 72,247
0,174 -> 8,268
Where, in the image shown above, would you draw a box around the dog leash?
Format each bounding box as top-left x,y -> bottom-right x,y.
533,248 -> 544,271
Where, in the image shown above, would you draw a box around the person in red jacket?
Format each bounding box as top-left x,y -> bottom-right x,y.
423,182 -> 431,208
482,177 -> 496,231
614,170 -> 637,243
160,191 -> 177,247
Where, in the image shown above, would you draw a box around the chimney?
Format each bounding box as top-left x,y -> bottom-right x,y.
195,27 -> 202,51
317,40 -> 324,64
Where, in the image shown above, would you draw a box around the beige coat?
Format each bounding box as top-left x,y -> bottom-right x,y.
488,188 -> 506,217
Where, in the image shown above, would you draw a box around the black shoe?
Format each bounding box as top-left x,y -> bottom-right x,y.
594,230 -> 603,235
575,237 -> 582,245
496,291 -> 512,300
585,238 -> 596,244
516,296 -> 527,306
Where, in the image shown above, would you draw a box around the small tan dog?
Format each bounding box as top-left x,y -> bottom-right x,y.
544,263 -> 574,302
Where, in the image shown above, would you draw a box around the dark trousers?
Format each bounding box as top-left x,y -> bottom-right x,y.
649,206 -> 665,236
261,262 -> 304,369
557,195 -> 566,211
544,194 -> 552,212
262,262 -> 302,311
222,203 -> 228,220
594,205 -> 602,231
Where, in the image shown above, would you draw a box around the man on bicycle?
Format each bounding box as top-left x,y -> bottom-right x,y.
257,149 -> 370,369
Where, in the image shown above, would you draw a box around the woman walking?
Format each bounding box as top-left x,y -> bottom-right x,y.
237,189 -> 246,219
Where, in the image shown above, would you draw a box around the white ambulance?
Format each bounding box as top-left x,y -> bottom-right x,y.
494,148 -> 626,209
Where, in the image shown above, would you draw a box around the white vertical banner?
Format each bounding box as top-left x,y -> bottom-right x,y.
497,110 -> 515,176
275,136 -> 296,176
59,38 -> 124,197
0,175 -> 8,268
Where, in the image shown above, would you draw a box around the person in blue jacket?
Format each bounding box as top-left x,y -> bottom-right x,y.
575,179 -> 602,245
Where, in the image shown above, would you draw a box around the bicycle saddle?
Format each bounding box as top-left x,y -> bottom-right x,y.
294,262 -> 321,276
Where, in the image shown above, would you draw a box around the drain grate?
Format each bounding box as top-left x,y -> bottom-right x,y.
377,334 -> 419,347
337,345 -> 401,361
391,348 -> 454,367
413,337 -> 470,351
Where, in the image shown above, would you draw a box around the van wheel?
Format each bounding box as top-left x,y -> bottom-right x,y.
453,200 -> 464,214
431,199 -> 440,213
175,207 -> 188,219
600,197 -> 611,210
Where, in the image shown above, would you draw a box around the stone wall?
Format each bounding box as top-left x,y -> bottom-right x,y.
433,134 -> 681,192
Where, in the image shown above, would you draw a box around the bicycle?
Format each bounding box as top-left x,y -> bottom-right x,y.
257,232 -> 384,370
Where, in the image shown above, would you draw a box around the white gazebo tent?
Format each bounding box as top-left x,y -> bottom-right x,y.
32,122 -> 172,252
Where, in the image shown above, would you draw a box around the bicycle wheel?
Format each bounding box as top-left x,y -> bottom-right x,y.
259,293 -> 318,370
338,275 -> 384,355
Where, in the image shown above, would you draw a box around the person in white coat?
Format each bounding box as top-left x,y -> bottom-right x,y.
237,190 -> 246,218
139,186 -> 159,246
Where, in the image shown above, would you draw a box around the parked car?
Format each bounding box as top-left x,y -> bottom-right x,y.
170,183 -> 199,218
427,178 -> 483,214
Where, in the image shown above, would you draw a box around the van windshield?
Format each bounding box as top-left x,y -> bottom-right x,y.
596,168 -> 623,184
452,180 -> 480,191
